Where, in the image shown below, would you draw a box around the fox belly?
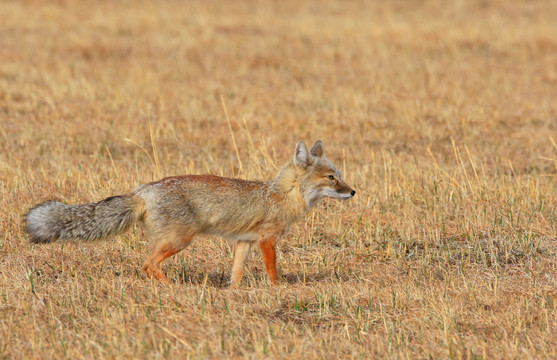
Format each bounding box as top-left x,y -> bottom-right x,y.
223,233 -> 260,242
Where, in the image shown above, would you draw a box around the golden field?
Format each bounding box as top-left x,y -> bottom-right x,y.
1,0 -> 556,358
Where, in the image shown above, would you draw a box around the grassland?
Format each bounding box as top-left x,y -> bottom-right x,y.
1,0 -> 556,358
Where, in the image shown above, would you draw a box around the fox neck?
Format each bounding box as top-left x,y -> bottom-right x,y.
268,162 -> 311,222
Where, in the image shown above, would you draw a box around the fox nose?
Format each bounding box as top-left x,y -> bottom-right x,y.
350,190 -> 356,196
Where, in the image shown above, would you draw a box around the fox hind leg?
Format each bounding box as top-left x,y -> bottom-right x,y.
143,246 -> 178,284
143,233 -> 195,284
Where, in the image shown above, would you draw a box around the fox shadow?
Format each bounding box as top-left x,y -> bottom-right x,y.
173,270 -> 230,288
171,269 -> 351,287
281,270 -> 351,284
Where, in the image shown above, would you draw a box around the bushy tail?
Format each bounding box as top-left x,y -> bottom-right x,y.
25,195 -> 145,243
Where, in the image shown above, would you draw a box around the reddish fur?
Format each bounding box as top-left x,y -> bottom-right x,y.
143,236 -> 194,284
143,247 -> 178,284
155,175 -> 263,191
259,238 -> 278,284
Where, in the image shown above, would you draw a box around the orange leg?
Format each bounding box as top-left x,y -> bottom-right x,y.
143,236 -> 194,284
259,238 -> 278,285
143,246 -> 178,284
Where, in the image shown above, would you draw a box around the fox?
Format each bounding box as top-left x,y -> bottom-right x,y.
25,140 -> 355,286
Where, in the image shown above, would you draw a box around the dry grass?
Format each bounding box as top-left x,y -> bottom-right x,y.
1,0 -> 557,358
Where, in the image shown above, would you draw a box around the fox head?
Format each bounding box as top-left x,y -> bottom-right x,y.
292,140 -> 356,208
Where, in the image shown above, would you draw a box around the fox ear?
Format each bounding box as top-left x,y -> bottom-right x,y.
293,141 -> 310,168
309,140 -> 324,158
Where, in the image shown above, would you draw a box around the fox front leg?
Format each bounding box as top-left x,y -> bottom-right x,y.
230,241 -> 252,287
259,237 -> 278,285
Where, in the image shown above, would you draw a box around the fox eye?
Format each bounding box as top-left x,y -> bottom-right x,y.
326,175 -> 335,181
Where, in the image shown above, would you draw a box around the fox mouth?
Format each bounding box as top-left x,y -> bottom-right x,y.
339,193 -> 355,200
304,188 -> 356,207
334,190 -> 356,200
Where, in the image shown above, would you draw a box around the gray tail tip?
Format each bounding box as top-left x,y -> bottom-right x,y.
25,221 -> 56,244
24,201 -> 62,244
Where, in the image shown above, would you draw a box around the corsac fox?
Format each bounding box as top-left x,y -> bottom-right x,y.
25,140 -> 355,286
